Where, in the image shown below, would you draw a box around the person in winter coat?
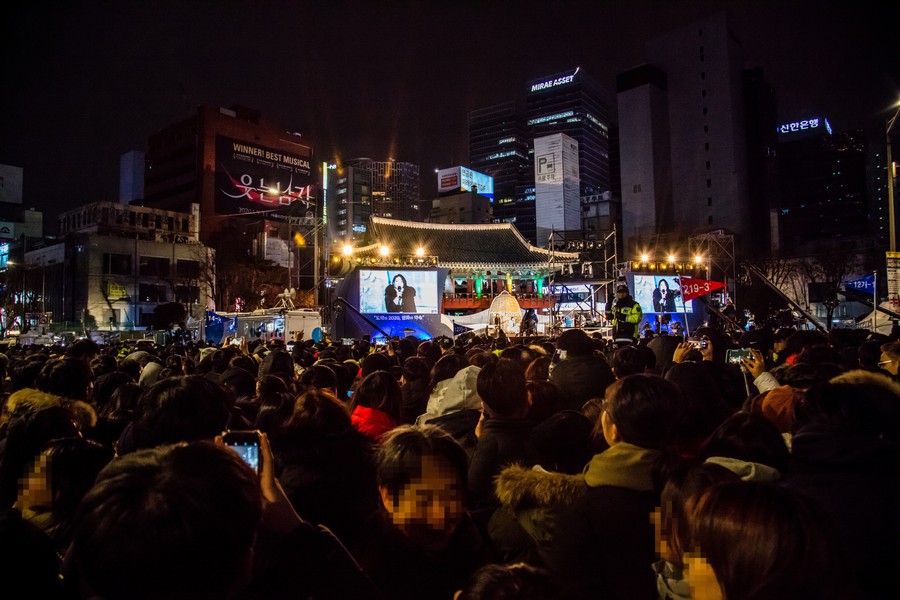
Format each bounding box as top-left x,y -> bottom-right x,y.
546,374 -> 684,600
605,284 -> 643,345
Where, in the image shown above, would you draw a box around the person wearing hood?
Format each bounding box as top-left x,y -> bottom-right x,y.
416,361 -> 482,456
546,374 -> 683,600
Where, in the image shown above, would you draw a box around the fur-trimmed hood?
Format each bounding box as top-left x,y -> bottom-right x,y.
494,464 -> 588,511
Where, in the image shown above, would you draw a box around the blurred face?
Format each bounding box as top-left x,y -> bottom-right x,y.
14,452 -> 53,512
659,280 -> 669,293
380,454 -> 464,553
393,276 -> 405,294
684,552 -> 724,600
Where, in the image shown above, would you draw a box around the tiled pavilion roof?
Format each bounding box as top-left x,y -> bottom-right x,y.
351,217 -> 580,271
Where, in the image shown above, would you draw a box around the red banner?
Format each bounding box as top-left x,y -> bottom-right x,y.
680,277 -> 725,302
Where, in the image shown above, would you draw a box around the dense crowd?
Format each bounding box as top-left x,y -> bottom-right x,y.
0,322 -> 898,599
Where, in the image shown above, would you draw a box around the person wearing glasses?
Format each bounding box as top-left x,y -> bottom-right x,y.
878,341 -> 900,377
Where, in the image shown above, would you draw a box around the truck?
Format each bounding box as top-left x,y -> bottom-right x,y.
208,308 -> 324,344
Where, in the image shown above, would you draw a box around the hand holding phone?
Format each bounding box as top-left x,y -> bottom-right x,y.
726,348 -> 753,365
687,337 -> 708,350
221,430 -> 260,474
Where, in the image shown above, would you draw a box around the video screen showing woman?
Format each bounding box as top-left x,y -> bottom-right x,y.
652,278 -> 677,312
384,273 -> 417,313
358,269 -> 439,314
632,275 -> 691,314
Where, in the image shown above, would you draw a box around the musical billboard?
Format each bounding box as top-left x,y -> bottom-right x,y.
215,135 -> 314,220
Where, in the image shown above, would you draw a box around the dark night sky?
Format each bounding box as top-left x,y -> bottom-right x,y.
2,1 -> 898,226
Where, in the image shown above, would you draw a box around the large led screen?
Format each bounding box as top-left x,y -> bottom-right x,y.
359,269 -> 439,314
215,135 -> 314,220
632,275 -> 693,313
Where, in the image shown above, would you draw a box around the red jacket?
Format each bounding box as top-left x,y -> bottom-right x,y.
351,405 -> 398,441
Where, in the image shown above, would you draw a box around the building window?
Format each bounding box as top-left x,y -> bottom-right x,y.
700,72 -> 706,81
140,256 -> 170,278
633,184 -> 642,193
138,284 -> 168,303
704,125 -> 709,134
703,107 -> 708,116
705,142 -> 710,151
706,161 -> 711,170
176,259 -> 200,278
707,179 -> 712,188
702,89 -> 707,98
175,285 -> 200,304
708,197 -> 713,207
103,253 -> 132,276
708,215 -> 713,224
182,219 -> 190,233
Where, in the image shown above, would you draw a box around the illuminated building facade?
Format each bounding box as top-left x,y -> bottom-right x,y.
468,68 -> 613,245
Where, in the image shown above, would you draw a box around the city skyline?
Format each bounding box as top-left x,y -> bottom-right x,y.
2,1 -> 898,226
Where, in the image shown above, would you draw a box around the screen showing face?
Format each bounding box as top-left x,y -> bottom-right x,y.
359,269 -> 439,314
632,275 -> 692,314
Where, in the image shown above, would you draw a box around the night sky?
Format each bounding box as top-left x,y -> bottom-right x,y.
2,1 -> 898,226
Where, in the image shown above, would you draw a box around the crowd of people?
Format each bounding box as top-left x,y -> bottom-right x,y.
0,319 -> 898,599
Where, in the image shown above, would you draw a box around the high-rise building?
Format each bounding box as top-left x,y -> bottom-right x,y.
777,127 -> 869,254
325,158 -> 420,242
468,68 -> 613,245
618,13 -> 767,255
525,68 -> 611,196
119,150 -> 145,205
468,102 -> 531,233
324,162 -> 372,242
534,133 -> 581,244
143,104 -> 316,243
0,164 -> 23,205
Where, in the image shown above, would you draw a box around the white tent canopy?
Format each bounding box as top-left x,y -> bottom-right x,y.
857,302 -> 900,336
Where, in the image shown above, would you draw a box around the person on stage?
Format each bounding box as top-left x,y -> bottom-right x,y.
384,274 -> 417,313
652,278 -> 677,313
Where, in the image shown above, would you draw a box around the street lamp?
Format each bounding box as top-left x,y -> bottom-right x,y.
887,101 -> 900,251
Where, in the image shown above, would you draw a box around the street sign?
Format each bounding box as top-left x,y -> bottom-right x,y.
887,252 -> 900,305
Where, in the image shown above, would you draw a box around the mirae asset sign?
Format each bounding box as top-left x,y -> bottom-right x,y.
530,68 -> 580,93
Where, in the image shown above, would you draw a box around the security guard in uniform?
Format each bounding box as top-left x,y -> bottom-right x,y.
605,283 -> 643,345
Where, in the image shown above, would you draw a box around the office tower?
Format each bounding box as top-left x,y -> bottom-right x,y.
468,68 -> 613,245
534,133 -> 581,244
525,67 -> 611,196
143,104 -> 315,242
361,159 -> 421,222
619,13 -> 766,255
468,102 -> 531,225
325,162 -> 373,242
119,150 -> 145,205
777,126 -> 869,253
617,65 -> 673,245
